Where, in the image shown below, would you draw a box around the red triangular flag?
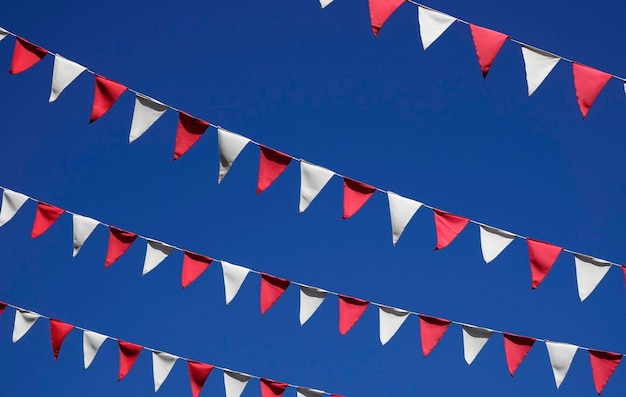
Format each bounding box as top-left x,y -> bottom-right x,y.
368,0 -> 405,37
0,302 -> 6,316
260,378 -> 288,397
105,227 -> 138,268
503,333 -> 535,376
419,315 -> 451,356
527,238 -> 562,289
573,63 -> 612,119
338,295 -> 369,335
469,24 -> 508,78
589,349 -> 622,394
260,273 -> 290,315
10,37 -> 47,74
343,178 -> 376,219
90,75 -> 127,123
118,340 -> 142,381
173,111 -> 209,160
50,319 -> 74,360
188,361 -> 215,397
257,145 -> 292,194
182,251 -> 213,288
622,265 -> 625,287
31,202 -> 64,239
433,209 -> 469,250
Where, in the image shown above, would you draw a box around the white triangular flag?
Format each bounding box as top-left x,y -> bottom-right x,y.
319,0 -> 333,8
12,309 -> 40,343
545,341 -> 578,388
142,240 -> 174,276
129,94 -> 168,143
299,161 -> 334,214
221,261 -> 250,305
462,325 -> 492,365
574,254 -> 612,301
223,370 -> 250,397
479,225 -> 516,264
0,28 -> 8,42
521,45 -> 560,96
418,6 -> 456,50
217,128 -> 250,184
387,191 -> 422,245
73,214 -> 99,257
49,54 -> 87,102
623,81 -> 626,94
297,387 -> 324,397
379,305 -> 409,345
83,330 -> 107,369
152,351 -> 178,392
0,189 -> 29,227
299,286 -> 328,325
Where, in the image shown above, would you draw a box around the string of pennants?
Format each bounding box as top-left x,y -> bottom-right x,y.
0,186 -> 624,394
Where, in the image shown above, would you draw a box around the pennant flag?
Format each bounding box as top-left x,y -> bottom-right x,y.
545,341 -> 578,389
479,225 -> 515,263
589,349 -> 622,394
573,63 -> 612,118
0,302 -> 6,316
152,351 -> 177,392
257,146 -> 292,194
299,161 -> 334,213
188,361 -> 215,397
433,209 -> 469,250
174,111 -> 210,160
623,265 -> 626,287
129,94 -> 168,143
118,340 -> 142,381
418,6 -> 456,50
223,370 -> 251,397
49,54 -> 86,102
142,240 -> 174,276
0,189 -> 29,227
469,24 -> 508,78
83,330 -> 107,369
13,309 -> 40,343
182,251 -> 213,288
379,305 -> 409,345
50,319 -> 74,360
368,0 -> 405,36
260,378 -> 288,397
419,315 -> 451,356
343,178 -> 376,219
300,286 -> 328,325
260,274 -> 290,315
319,0 -> 333,8
221,261 -> 250,305
462,325 -> 493,365
503,333 -> 536,376
90,75 -> 127,123
527,238 -> 562,289
520,45 -> 560,96
72,214 -> 99,257
217,128 -> 250,184
574,254 -> 612,301
10,37 -> 47,74
388,191 -> 422,245
31,202 -> 64,238
338,295 -> 369,335
105,227 -> 138,267
297,387 -> 324,397
0,27 -> 7,42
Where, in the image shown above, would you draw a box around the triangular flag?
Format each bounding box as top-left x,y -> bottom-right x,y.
49,54 -> 86,102
589,349 -> 622,394
300,286 -> 328,325
433,209 -> 469,250
10,37 -> 47,74
343,178 -> 376,219
545,341 -> 578,389
462,325 -> 493,365
83,330 -> 107,369
31,202 -> 64,238
50,319 -> 74,360
520,45 -> 560,96
368,0 -> 405,36
388,191 -> 422,245
299,161 -> 334,213
152,351 -> 178,392
0,28 -> 7,42
182,251 -> 213,288
479,225 -> 515,263
418,6 -> 456,50
0,189 -> 29,227
142,240 -> 174,276
623,265 -> 626,287
338,295 -> 369,335
419,315 -> 450,356
118,340 -> 142,381
319,0 -> 333,8
297,387 -> 324,397
217,128 -> 250,184
223,370 -> 251,397
469,24 -> 508,78
260,273 -> 290,315
257,146 -> 292,194
129,94 -> 168,143
0,302 -> 6,316
573,63 -> 612,118
105,227 -> 138,267
574,254 -> 612,301
503,333 -> 536,376
188,361 -> 215,397
260,378 -> 288,397
527,238 -> 562,289
221,261 -> 250,305
90,75 -> 127,123
174,111 -> 209,160
72,214 -> 99,257
13,309 -> 40,343
379,305 -> 409,345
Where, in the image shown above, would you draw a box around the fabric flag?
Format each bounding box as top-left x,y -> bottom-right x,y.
419,315 -> 450,356
90,75 -> 127,123
31,202 -> 64,238
462,325 -> 493,365
545,341 -> 578,389
0,189 -> 29,227
297,387 -> 324,397
378,305 -> 409,345
479,225 -> 516,263
129,94 -> 168,143
217,128 -> 250,184
188,361 -> 215,397
72,214 -> 99,257
260,274 -> 290,315
319,0 -> 333,8
588,349 -> 622,394
105,227 -> 138,267
387,191 -> 422,245
433,209 -> 469,250
49,54 -> 86,102
13,309 -> 40,343
182,251 -> 213,288
118,340 -> 142,381
174,112 -> 210,160
368,0 -> 405,36
343,178 -> 376,219
623,265 -> 626,287
417,6 -> 456,50
223,370 -> 251,397
260,378 -> 288,397
152,351 -> 178,392
142,240 -> 174,276
299,161 -> 334,213
338,295 -> 369,335
527,238 -> 562,289
520,45 -> 560,96
300,286 -> 328,325
572,63 -> 612,118
469,24 -> 508,78
0,302 -> 6,316
503,333 -> 536,376
50,319 -> 74,360
0,27 -> 7,42
257,146 -> 292,194
221,261 -> 250,305
10,37 -> 47,74
83,330 -> 107,369
574,254 -> 612,301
